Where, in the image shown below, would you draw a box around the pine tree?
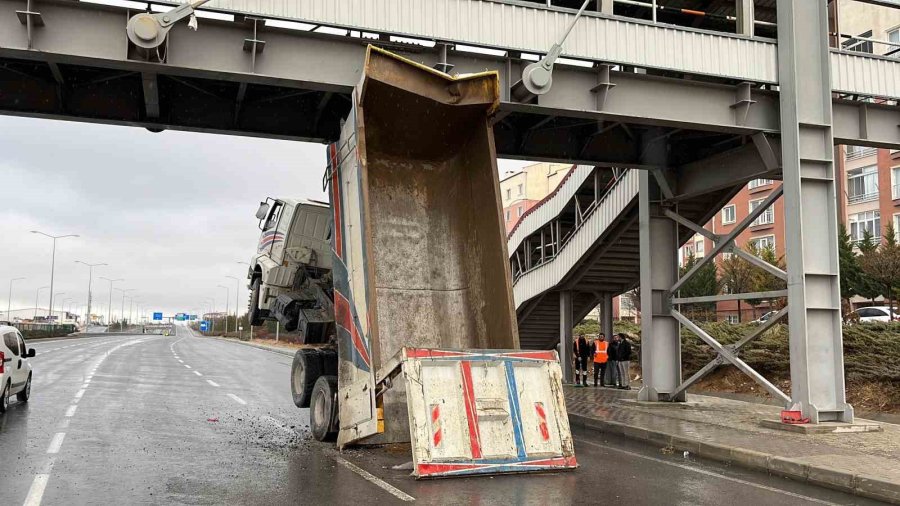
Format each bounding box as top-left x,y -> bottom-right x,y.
858,223 -> 900,319
677,253 -> 719,320
838,223 -> 863,313
718,249 -> 755,322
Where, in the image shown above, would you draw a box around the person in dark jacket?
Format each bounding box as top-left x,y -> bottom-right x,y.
616,333 -> 632,389
606,335 -> 620,387
575,334 -> 591,386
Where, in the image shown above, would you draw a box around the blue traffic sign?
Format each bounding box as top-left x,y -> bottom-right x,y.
153,312 -> 163,321
199,321 -> 209,332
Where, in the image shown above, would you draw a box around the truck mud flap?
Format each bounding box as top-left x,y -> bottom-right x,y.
400,348 -> 577,479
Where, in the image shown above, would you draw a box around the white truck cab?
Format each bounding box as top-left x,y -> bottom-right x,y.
0,325 -> 35,413
246,198 -> 334,341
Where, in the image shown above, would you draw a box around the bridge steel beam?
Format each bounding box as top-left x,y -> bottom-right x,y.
776,0 -> 853,424
559,291 -> 574,384
0,0 -> 898,157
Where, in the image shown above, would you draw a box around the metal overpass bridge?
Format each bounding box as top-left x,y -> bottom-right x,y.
4,0 -> 900,424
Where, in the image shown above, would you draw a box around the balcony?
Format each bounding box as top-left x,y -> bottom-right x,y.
846,146 -> 878,161
848,191 -> 879,205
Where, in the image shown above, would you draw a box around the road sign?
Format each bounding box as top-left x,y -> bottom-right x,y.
153,312 -> 163,321
190,314 -> 198,321
175,313 -> 185,321
199,321 -> 209,332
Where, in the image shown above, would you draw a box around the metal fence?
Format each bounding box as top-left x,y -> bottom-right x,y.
14,323 -> 76,336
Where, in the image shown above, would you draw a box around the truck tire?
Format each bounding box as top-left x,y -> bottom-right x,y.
248,277 -> 264,326
291,349 -> 322,408
319,348 -> 338,377
310,375 -> 339,441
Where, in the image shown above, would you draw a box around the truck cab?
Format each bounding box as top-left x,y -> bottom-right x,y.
247,198 -> 334,342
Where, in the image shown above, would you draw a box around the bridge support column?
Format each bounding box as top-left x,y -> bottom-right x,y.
776,0 -> 853,423
601,294 -> 614,342
560,290 -> 574,384
637,172 -> 684,402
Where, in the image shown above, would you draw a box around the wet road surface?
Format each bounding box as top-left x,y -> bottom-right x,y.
0,326 -> 887,505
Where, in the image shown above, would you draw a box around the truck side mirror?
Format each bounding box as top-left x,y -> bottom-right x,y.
255,202 -> 270,220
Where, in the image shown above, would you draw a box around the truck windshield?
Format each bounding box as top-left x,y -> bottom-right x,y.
264,202 -> 283,231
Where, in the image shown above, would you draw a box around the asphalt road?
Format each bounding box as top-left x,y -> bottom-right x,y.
0,326 -> 887,505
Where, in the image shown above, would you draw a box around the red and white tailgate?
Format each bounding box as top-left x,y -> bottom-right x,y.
401,348 -> 577,478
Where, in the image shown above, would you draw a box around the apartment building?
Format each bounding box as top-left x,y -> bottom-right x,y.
500,162 -> 571,233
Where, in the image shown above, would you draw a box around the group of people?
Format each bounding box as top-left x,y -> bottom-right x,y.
573,333 -> 632,388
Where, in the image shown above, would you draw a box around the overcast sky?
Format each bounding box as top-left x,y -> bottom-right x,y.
0,116 -> 527,321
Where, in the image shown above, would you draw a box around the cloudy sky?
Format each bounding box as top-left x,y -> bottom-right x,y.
0,116 -> 526,322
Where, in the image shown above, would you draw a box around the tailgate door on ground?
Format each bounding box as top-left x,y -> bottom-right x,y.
401,348 -> 577,478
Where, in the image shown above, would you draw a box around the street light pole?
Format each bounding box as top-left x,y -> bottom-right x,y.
34,286 -> 49,320
52,292 -> 65,321
31,231 -> 79,327
7,277 -> 25,321
75,260 -> 107,328
100,277 -> 123,328
117,288 -> 135,331
217,285 -> 230,335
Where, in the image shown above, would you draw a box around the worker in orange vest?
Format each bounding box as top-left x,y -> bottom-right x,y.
593,333 -> 609,387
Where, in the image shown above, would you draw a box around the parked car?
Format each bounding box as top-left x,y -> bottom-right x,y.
848,306 -> 900,323
0,325 -> 35,413
751,311 -> 777,324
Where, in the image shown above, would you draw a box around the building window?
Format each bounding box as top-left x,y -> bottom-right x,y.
725,315 -> 739,324
749,235 -> 776,252
684,244 -> 694,257
895,214 -> 900,241
749,199 -> 775,226
893,167 -> 900,200
847,166 -> 879,204
505,210 -> 511,221
721,205 -> 736,225
842,30 -> 873,54
506,189 -> 511,200
517,206 -> 524,217
889,27 -> 900,46
696,240 -> 704,255
722,251 -> 733,261
517,183 -> 523,196
849,210 -> 881,244
748,179 -> 773,190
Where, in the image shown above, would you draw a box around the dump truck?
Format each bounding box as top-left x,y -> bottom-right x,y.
246,46 -> 576,478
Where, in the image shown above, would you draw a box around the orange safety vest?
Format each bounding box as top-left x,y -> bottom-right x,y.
593,340 -> 608,364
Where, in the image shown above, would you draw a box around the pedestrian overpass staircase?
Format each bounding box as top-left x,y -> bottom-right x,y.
509,166 -> 745,350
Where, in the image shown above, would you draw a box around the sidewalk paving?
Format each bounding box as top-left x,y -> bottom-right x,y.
566,385 -> 900,504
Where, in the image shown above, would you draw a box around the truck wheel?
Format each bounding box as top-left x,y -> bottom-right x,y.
16,374 -> 31,403
291,349 -> 322,408
310,375 -> 339,441
319,348 -> 338,377
248,277 -> 264,326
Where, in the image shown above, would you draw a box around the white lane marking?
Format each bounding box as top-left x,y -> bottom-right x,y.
184,364 -> 191,369
574,439 -> 841,506
206,380 -> 220,387
334,456 -> 415,502
193,371 -> 202,376
65,405 -> 77,417
177,360 -> 184,363
74,389 -> 86,400
23,473 -> 51,506
227,393 -> 247,405
46,433 -> 66,454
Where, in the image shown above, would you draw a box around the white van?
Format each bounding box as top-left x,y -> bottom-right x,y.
0,325 -> 35,413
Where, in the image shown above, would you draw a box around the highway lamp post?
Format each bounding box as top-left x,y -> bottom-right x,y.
52,292 -> 65,322
6,277 -> 25,322
34,286 -> 49,320
75,260 -> 107,328
217,285 -> 230,335
117,288 -> 135,331
204,297 -> 216,333
225,274 -> 241,337
100,277 -> 123,330
30,231 -> 79,327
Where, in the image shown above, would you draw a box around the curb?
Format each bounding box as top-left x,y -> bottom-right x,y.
200,335 -> 296,357
568,413 -> 900,505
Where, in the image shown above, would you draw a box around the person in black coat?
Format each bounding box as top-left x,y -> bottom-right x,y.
575,334 -> 591,386
606,335 -> 620,387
